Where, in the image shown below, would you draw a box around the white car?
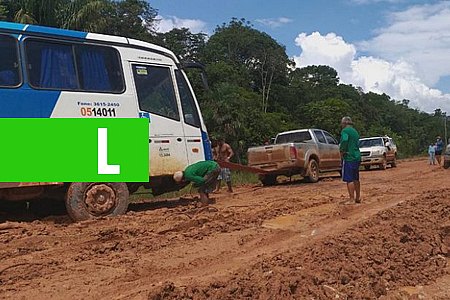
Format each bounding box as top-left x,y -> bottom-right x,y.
359,136 -> 398,170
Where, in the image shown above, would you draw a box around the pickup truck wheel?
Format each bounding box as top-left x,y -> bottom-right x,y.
379,157 -> 387,170
391,158 -> 397,168
306,159 -> 320,183
390,153 -> 398,167
260,175 -> 277,186
65,182 -> 129,221
364,165 -> 371,170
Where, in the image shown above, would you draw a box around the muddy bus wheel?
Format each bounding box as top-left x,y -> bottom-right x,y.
65,182 -> 129,221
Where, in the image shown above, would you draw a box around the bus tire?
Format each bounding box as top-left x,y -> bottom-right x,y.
65,182 -> 129,221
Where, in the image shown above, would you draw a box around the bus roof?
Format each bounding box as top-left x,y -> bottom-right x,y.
0,21 -> 179,63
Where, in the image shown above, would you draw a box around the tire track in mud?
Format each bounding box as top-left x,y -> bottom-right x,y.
0,159 -> 449,300
148,189 -> 450,300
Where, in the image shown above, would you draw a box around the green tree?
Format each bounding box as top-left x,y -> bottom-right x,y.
303,98 -> 352,137
203,18 -> 291,112
0,2 -> 8,20
58,0 -> 112,32
157,28 -> 206,61
104,0 -> 158,41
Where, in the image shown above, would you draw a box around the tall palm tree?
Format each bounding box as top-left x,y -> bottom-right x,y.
12,0 -> 60,26
58,0 -> 111,32
7,0 -> 110,32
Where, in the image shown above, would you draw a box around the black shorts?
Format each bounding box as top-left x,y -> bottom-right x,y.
436,150 -> 442,155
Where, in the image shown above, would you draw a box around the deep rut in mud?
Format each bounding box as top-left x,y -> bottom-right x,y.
0,159 -> 449,300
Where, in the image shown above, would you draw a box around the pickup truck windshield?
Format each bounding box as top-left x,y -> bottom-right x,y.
276,131 -> 312,144
359,138 -> 384,148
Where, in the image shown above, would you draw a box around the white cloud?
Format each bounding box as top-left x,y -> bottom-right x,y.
294,32 -> 356,82
156,15 -> 207,34
255,17 -> 293,28
293,31 -> 450,112
359,2 -> 450,87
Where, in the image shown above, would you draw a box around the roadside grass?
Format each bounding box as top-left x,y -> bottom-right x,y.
231,170 -> 260,185
129,170 -> 260,203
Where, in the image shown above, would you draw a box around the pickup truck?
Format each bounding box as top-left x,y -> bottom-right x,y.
247,129 -> 342,185
359,136 -> 397,170
443,144 -> 450,169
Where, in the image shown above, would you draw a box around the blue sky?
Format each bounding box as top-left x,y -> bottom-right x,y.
151,0 -> 433,55
150,0 -> 450,112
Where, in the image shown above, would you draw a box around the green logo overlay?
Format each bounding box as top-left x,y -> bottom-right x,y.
0,118 -> 148,182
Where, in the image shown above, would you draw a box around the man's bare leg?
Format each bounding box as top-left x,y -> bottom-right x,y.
226,181 -> 233,193
346,182 -> 355,201
199,191 -> 209,206
354,180 -> 361,203
215,180 -> 222,192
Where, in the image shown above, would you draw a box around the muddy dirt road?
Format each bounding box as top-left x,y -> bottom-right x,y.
1,158 -> 449,299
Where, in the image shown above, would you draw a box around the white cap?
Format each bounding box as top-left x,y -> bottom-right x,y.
173,171 -> 183,182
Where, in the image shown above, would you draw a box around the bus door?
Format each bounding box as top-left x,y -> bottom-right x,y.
131,63 -> 188,176
174,69 -> 204,164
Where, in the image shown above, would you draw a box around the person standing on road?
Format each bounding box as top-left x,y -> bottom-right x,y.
173,160 -> 221,206
428,143 -> 436,165
339,116 -> 362,204
215,139 -> 234,193
435,136 -> 444,166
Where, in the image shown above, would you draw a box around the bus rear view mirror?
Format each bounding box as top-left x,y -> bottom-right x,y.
181,61 -> 209,90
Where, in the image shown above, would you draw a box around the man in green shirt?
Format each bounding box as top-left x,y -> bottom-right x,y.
173,160 -> 221,205
339,116 -> 362,203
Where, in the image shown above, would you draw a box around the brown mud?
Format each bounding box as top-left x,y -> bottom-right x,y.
0,158 -> 449,299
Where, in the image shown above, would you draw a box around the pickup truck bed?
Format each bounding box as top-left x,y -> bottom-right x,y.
247,129 -> 341,185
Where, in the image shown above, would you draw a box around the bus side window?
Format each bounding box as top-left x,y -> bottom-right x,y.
132,65 -> 180,121
175,70 -> 200,127
0,35 -> 21,87
26,40 -> 78,89
25,39 -> 124,93
75,45 -> 124,93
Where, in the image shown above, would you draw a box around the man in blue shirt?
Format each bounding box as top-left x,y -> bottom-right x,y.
435,136 -> 444,166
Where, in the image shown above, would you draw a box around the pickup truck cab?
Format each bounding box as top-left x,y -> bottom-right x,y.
247,129 -> 342,185
359,136 -> 397,170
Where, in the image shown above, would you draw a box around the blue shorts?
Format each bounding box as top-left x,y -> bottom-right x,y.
342,161 -> 360,183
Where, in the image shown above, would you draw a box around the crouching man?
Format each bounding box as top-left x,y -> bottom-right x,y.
173,160 -> 221,205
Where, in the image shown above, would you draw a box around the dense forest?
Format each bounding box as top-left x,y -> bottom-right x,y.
1,0 -> 448,161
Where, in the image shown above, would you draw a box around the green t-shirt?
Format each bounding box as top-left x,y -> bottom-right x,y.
339,126 -> 361,162
184,160 -> 219,185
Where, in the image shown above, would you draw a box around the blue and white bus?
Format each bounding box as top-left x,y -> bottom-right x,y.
0,21 -> 212,220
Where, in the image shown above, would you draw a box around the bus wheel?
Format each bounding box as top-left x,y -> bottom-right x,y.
65,182 -> 129,221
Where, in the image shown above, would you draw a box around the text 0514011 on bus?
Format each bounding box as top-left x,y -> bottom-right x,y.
0,21 -> 212,221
